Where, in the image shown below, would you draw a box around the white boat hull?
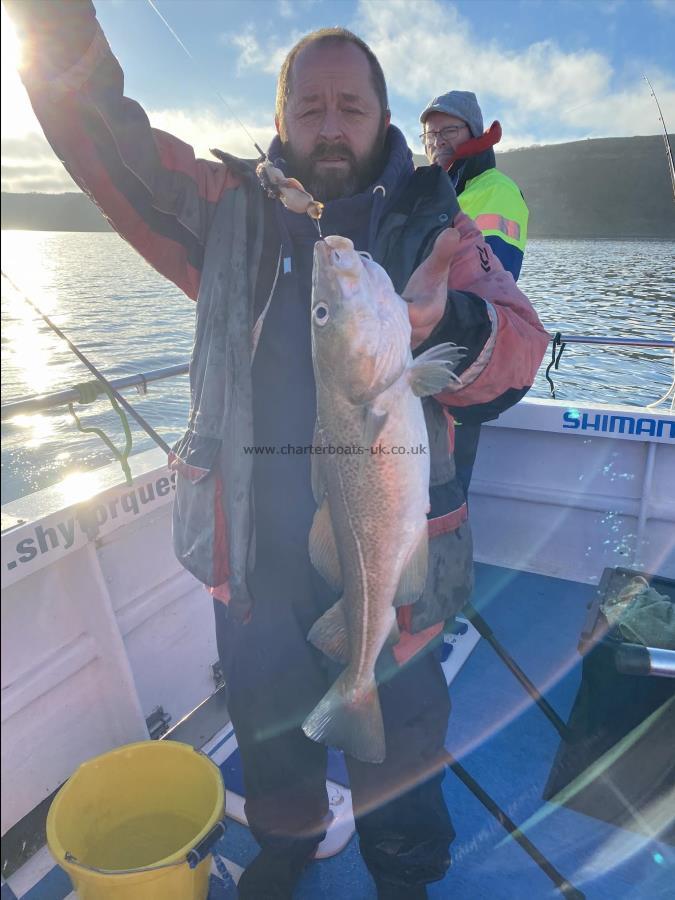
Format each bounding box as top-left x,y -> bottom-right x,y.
1,398 -> 673,835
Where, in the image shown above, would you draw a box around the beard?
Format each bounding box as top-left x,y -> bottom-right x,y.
282,120 -> 388,202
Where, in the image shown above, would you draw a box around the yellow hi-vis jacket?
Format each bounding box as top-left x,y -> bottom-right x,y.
458,168 -> 529,256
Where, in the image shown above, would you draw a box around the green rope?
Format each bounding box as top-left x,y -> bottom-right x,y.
68,381 -> 133,485
74,379 -> 106,405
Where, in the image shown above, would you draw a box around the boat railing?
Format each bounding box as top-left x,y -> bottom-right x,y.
1,363 -> 189,420
1,334 -> 673,421
551,335 -> 673,348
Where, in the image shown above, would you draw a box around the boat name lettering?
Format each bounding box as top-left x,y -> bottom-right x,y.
562,411 -> 674,439
5,473 -> 176,573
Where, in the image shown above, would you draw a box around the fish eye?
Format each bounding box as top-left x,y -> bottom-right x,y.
313,302 -> 330,326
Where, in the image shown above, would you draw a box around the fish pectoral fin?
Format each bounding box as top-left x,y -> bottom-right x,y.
302,672 -> 385,764
408,342 -> 466,397
307,597 -> 349,663
393,528 -> 429,607
363,405 -> 388,450
309,500 -> 343,592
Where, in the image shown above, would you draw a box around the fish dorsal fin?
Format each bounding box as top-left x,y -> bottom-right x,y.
408,342 -> 465,397
393,526 -> 429,607
309,499 -> 342,591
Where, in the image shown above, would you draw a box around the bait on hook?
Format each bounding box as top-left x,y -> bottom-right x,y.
255,159 -> 324,231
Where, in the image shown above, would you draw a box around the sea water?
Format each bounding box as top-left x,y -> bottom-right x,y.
1,231 -> 673,504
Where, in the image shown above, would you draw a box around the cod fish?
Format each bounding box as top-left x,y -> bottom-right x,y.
302,235 -> 463,763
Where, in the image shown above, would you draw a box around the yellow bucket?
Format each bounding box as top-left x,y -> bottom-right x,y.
46,741 -> 225,900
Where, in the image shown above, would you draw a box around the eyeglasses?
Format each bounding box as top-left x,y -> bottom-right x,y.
420,124 -> 468,145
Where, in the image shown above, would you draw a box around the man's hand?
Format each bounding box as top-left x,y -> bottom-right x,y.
403,227 -> 460,348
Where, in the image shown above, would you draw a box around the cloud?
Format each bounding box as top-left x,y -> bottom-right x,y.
356,0 -> 675,150
649,0 -> 675,14
3,0 -> 673,193
224,24 -> 293,76
1,110 -> 276,193
1,133 -> 78,193
221,0 -> 675,152
148,108 -> 275,158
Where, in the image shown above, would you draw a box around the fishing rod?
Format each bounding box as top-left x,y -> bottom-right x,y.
145,0 -> 266,160
1,270 -> 172,455
643,73 -> 675,202
144,0 -> 324,235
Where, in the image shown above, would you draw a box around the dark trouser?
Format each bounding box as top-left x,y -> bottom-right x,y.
213,555 -> 454,888
453,422 -> 482,500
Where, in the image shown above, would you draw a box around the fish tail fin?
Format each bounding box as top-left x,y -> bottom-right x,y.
302,672 -> 385,763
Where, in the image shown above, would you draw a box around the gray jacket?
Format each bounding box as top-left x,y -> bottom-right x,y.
171,162 -> 473,629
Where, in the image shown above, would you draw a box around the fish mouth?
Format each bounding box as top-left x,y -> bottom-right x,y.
314,237 -> 330,265
314,236 -> 362,291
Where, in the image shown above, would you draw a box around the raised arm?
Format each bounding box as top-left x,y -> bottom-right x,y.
6,0 -> 243,300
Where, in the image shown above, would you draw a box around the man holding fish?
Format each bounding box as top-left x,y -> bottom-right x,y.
8,2 -> 549,897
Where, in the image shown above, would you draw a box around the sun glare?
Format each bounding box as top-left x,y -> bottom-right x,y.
1,233 -> 64,397
1,5 -> 41,141
1,5 -> 21,71
59,470 -> 106,506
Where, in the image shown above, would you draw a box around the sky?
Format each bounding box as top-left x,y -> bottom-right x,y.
2,0 -> 674,193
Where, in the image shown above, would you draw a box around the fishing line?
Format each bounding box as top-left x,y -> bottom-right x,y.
145,0 -> 266,159
643,74 -> 675,202
1,269 -> 172,456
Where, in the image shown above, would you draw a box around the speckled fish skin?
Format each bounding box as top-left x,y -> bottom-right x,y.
302,236 -> 462,763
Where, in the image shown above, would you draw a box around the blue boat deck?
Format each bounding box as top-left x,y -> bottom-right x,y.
3,564 -> 673,899
219,564 -> 674,899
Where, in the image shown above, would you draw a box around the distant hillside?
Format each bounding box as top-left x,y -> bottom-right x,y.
1,191 -> 112,232
3,135 -> 674,238
497,135 -> 675,239
420,134 -> 674,239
